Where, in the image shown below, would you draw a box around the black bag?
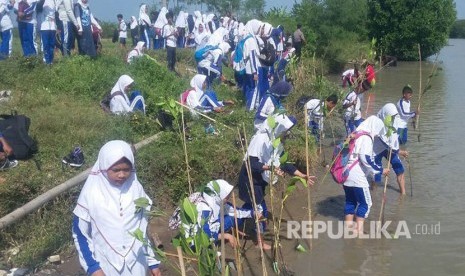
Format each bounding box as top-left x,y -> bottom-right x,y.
0,114 -> 38,160
112,29 -> 119,43
100,91 -> 124,113
36,0 -> 46,13
295,95 -> 314,110
258,40 -> 276,67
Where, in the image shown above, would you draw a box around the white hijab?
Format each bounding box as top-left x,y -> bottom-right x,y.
139,4 -> 150,26
190,74 -> 206,94
376,103 -> 400,149
219,41 -> 231,55
245,19 -> 263,35
207,26 -> 228,46
154,7 -> 168,28
73,140 -> 152,271
130,16 -> 138,29
127,41 -> 145,63
356,115 -> 386,139
175,10 -> 186,27
199,179 -> 234,225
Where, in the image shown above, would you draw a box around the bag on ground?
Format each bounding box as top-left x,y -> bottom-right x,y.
0,114 -> 38,160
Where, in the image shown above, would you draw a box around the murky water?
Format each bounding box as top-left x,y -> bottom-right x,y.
294,39 -> 465,275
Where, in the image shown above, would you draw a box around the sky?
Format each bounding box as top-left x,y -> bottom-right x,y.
92,0 -> 464,22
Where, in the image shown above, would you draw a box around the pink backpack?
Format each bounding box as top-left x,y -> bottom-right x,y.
179,89 -> 193,105
330,131 -> 370,184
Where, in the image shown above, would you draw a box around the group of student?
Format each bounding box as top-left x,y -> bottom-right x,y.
0,0 -> 103,63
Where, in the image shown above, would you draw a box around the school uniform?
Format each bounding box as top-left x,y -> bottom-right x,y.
0,0 -> 14,59
306,99 -> 325,142
343,90 -> 363,136
197,42 -> 230,89
39,0 -> 56,64
242,34 -> 260,111
253,80 -> 292,130
185,74 -> 222,114
129,16 -> 138,47
56,0 -> 78,56
396,98 -> 416,144
74,0 -> 100,58
109,75 -> 146,114
153,7 -> 168,50
163,23 -> 177,71
118,20 -> 127,46
138,5 -> 151,49
17,0 -> 38,56
126,41 -> 144,64
72,141 -> 160,275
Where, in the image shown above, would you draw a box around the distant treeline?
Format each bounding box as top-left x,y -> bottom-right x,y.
450,20 -> 465,38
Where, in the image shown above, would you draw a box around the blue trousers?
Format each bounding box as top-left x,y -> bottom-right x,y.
18,21 -> 36,56
129,91 -> 146,113
345,117 -> 364,136
374,149 -> 404,182
397,128 -> 408,145
41,30 -> 56,64
58,21 -> 75,56
0,29 -> 12,59
343,186 -> 372,219
243,74 -> 258,111
257,66 -> 270,101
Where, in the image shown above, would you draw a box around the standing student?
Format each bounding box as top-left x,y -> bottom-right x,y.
305,94 -> 338,142
197,41 -> 230,89
254,80 -> 292,130
129,16 -> 138,47
345,116 -> 389,233
56,0 -> 79,56
342,86 -> 365,136
74,0 -> 101,58
292,23 -> 305,59
38,0 -> 56,64
109,75 -> 146,115
72,140 -> 162,276
238,114 -> 315,249
138,4 -> 151,49
162,11 -> 177,72
17,0 -> 38,56
117,13 -> 127,50
0,0 -> 14,60
175,10 -> 186,48
396,85 -> 419,144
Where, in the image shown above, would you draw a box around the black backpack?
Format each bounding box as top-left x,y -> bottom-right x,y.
100,91 -> 124,113
258,39 -> 276,67
0,114 -> 38,160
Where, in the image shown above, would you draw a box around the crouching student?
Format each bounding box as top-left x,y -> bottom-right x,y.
373,103 -> 409,195
197,42 -> 231,89
305,94 -> 338,142
127,41 -> 145,64
396,84 -> 419,144
184,74 -> 234,114
182,180 -> 254,249
109,75 -> 146,114
345,116 -> 389,234
253,80 -> 292,131
342,86 -> 365,136
72,140 -> 162,276
238,114 -> 315,249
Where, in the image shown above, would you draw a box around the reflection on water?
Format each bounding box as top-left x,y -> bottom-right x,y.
295,39 -> 465,275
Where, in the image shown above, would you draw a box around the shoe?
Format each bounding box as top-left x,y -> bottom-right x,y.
62,147 -> 85,167
0,158 -> 18,170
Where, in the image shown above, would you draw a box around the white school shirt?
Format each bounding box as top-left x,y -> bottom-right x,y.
198,48 -> 222,68
56,0 -> 78,25
306,99 -> 324,129
118,20 -> 127,39
39,0 -> 57,31
163,23 -> 177,47
343,91 -> 361,120
344,135 -> 376,188
243,35 -> 260,74
0,0 -> 14,31
396,98 -> 416,128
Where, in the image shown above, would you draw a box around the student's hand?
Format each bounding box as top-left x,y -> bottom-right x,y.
382,168 -> 390,176
221,233 -> 238,248
213,107 -> 224,113
274,167 -> 285,177
399,150 -> 409,158
253,74 -> 258,81
0,139 -> 13,156
305,175 -> 317,186
91,270 -> 105,276
150,268 -> 162,276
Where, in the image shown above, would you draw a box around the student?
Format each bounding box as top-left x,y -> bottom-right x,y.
292,23 -> 305,59
0,132 -> 18,170
254,80 -> 292,130
240,21 -> 261,111
342,86 -> 365,136
163,12 -> 177,72
138,4 -> 151,49
127,41 -> 145,64
129,16 -> 138,47
184,74 -> 225,114
373,103 -> 409,195
345,116 -> 389,233
0,0 -> 14,60
175,10 -> 186,48
360,60 -> 376,91
238,114 -> 315,249
153,7 -> 168,50
109,75 -> 146,114
182,180 -> 253,248
117,13 -> 127,50
38,0 -> 56,64
72,140 -> 162,276
305,94 -> 338,142
396,85 -> 418,144
17,0 -> 38,57
56,0 -> 79,56
272,43 -> 294,85
74,0 -> 101,58
197,41 -> 230,89
341,66 -> 359,88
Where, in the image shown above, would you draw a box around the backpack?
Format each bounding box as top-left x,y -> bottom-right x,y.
258,39 -> 276,67
179,89 -> 193,105
112,29 -> 118,43
233,34 -> 253,75
100,91 -> 124,113
295,95 -> 314,110
0,114 -> 38,160
194,45 -> 219,62
330,131 -> 370,184
168,192 -> 208,230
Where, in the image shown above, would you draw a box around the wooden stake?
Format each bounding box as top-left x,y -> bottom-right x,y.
231,193 -> 243,275
177,246 -> 187,276
304,105 -> 313,250
181,109 -> 193,194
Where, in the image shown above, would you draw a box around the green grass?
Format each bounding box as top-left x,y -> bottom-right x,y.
0,38 -> 343,268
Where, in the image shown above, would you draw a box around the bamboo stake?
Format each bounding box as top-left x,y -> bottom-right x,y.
181,109 -> 193,194
416,44 -> 422,133
175,101 -> 234,131
304,105 -> 313,250
378,147 -> 393,227
177,246 -> 187,276
238,126 -> 268,276
231,193 -> 243,275
220,199 -> 226,276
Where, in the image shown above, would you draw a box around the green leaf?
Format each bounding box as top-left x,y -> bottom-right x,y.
296,243 -> 307,252
273,261 -> 280,273
279,151 -> 288,164
289,176 -> 307,188
211,180 -> 220,194
134,197 -> 150,209
182,198 -> 198,225
285,184 -> 297,197
267,116 -> 276,129
172,237 -> 181,248
272,137 -> 281,149
131,228 -> 145,242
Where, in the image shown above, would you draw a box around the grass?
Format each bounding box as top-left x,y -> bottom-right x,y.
0,37 -> 345,269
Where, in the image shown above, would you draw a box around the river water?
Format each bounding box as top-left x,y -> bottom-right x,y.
293,39 -> 465,275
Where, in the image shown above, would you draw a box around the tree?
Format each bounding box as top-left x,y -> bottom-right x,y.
241,0 -> 265,20
367,0 -> 456,60
450,20 -> 465,38
203,0 -> 241,15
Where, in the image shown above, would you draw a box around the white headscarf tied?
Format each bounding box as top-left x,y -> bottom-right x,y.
376,103 -> 400,149
356,115 -> 386,139
219,41 -> 231,54
134,41 -> 145,53
139,4 -> 150,25
245,19 -> 263,35
73,140 -> 152,272
154,7 -> 168,28
200,179 -> 233,224
175,11 -> 186,27
130,16 -> 138,29
190,74 -> 206,93
111,75 -> 133,94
